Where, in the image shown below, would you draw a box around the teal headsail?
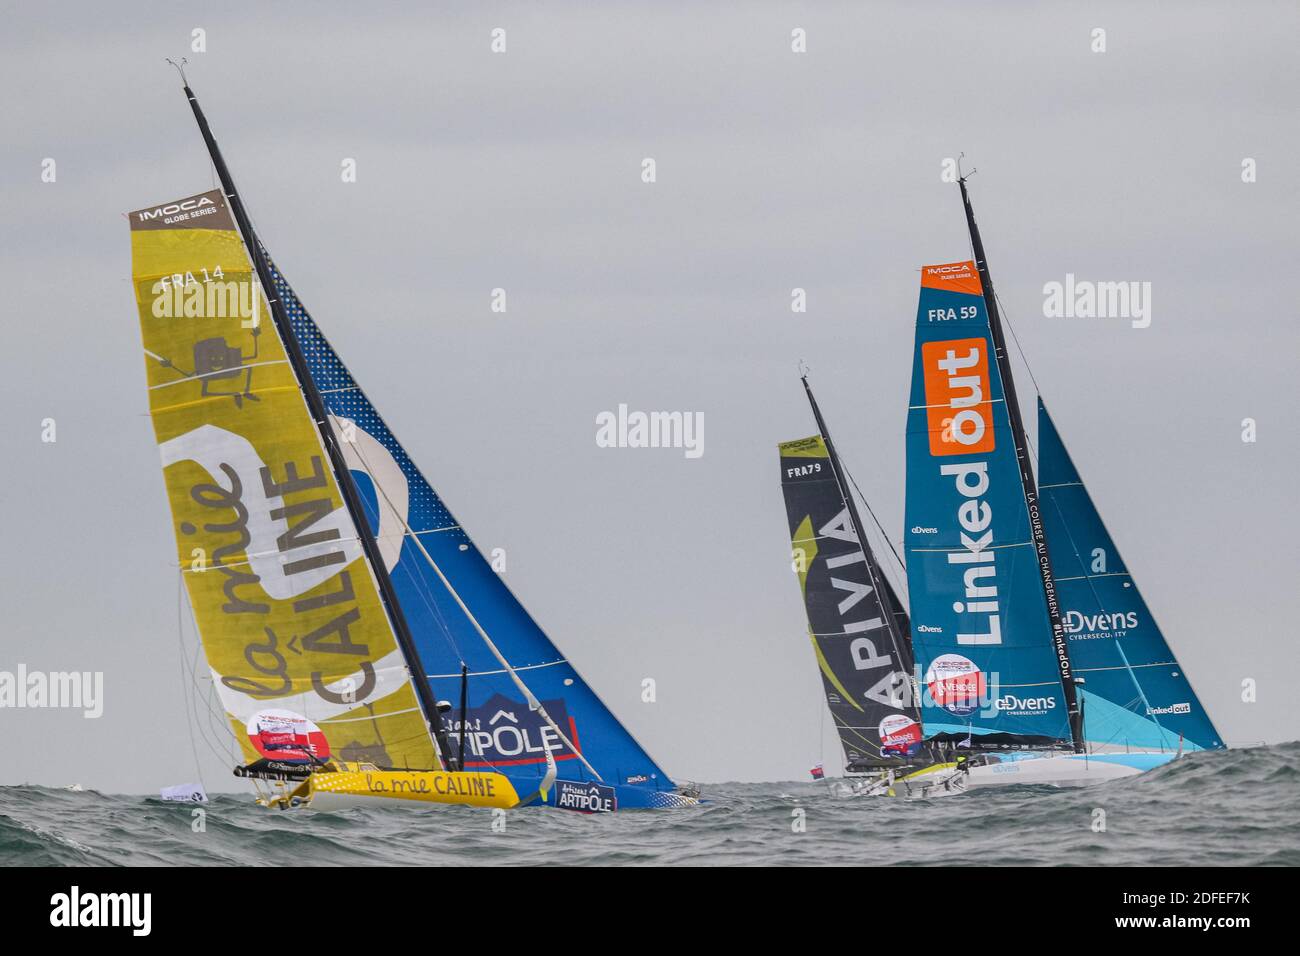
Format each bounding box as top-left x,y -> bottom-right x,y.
903,261 -> 1073,748
1037,400 -> 1223,751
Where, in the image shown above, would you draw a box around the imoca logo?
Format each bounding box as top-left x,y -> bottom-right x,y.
136,195 -> 214,221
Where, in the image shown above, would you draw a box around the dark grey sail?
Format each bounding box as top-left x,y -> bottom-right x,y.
779,384 -> 925,772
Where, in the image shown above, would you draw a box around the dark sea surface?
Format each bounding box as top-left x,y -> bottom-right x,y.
3,743 -> 1296,866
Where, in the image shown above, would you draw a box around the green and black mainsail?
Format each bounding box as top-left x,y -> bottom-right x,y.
779,376 -> 925,772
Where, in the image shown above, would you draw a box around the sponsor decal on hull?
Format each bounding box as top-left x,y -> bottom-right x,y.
554,780 -> 617,813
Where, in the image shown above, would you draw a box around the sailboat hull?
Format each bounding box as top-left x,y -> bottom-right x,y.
843,761 -> 969,799
266,769 -> 520,811
964,752 -> 1177,788
261,768 -> 699,812
513,779 -> 701,811
602,786 -> 701,810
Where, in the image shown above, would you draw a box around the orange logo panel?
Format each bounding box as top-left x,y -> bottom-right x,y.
921,260 -> 983,296
922,338 -> 996,456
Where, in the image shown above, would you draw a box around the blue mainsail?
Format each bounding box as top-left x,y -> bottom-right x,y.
1037,400 -> 1223,751
903,261 -> 1072,747
264,257 -> 684,807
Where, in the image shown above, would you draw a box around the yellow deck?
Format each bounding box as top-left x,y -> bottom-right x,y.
263,767 -> 520,810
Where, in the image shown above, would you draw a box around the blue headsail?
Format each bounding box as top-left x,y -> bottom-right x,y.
903,262 -> 1072,748
264,255 -> 687,808
1037,401 -> 1223,751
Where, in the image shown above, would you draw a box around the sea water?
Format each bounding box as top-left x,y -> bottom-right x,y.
2,743 -> 1295,866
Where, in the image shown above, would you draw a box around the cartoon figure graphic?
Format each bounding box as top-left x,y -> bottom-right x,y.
149,325 -> 261,407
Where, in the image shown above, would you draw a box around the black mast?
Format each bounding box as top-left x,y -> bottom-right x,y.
800,374 -> 921,730
957,175 -> 1083,753
177,77 -> 455,768
457,664 -> 469,771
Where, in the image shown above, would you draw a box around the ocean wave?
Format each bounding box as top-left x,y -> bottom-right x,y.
2,743 -> 1296,866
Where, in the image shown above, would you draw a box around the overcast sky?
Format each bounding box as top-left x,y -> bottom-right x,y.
1,2 -> 1296,793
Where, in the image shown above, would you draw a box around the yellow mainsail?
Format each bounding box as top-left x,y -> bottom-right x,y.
130,190 -> 439,773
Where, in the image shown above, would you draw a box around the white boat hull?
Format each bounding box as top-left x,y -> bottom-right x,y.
965,751 -> 1178,788
840,762 -> 968,799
